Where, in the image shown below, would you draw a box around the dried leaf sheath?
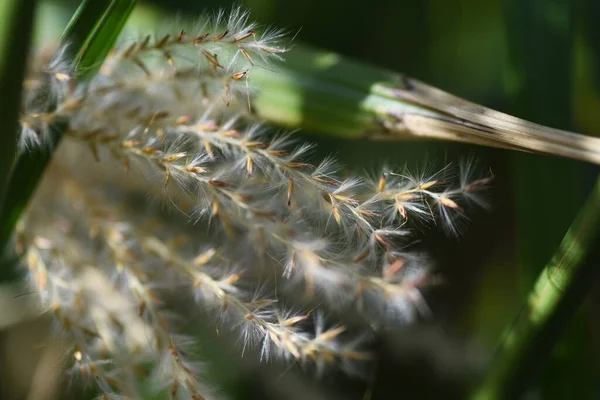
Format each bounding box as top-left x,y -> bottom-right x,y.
375,77 -> 600,164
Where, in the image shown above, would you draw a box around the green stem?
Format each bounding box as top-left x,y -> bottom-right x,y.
252,45 -> 417,138
0,0 -> 137,249
0,0 -> 37,213
471,176 -> 600,399
253,45 -> 600,166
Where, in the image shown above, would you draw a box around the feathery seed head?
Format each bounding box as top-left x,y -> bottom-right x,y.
14,7 -> 489,399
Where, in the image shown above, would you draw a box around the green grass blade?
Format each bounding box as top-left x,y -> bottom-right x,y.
59,0 -> 113,61
471,176 -> 600,399
0,0 -> 137,248
0,0 -> 37,214
74,0 -> 137,78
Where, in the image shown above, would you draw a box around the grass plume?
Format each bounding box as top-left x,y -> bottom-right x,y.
14,7 -> 489,399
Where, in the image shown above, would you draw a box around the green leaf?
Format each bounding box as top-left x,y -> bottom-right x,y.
59,0 -> 114,61
73,0 -> 137,78
471,176 -> 600,399
0,0 -> 137,252
0,0 -> 37,216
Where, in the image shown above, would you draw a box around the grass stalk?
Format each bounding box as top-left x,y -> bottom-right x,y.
471,175 -> 600,399
0,0 -> 37,213
0,0 -> 137,249
253,45 -> 600,166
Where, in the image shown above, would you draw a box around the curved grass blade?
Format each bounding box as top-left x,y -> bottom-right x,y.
0,0 -> 137,247
0,0 -> 37,214
471,176 -> 600,400
60,0 -> 113,62
73,0 -> 137,78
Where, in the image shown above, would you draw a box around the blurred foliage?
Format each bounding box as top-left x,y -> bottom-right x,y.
1,0 -> 599,399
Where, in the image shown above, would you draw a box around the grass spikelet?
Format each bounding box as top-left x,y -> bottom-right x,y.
13,7 -> 490,399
